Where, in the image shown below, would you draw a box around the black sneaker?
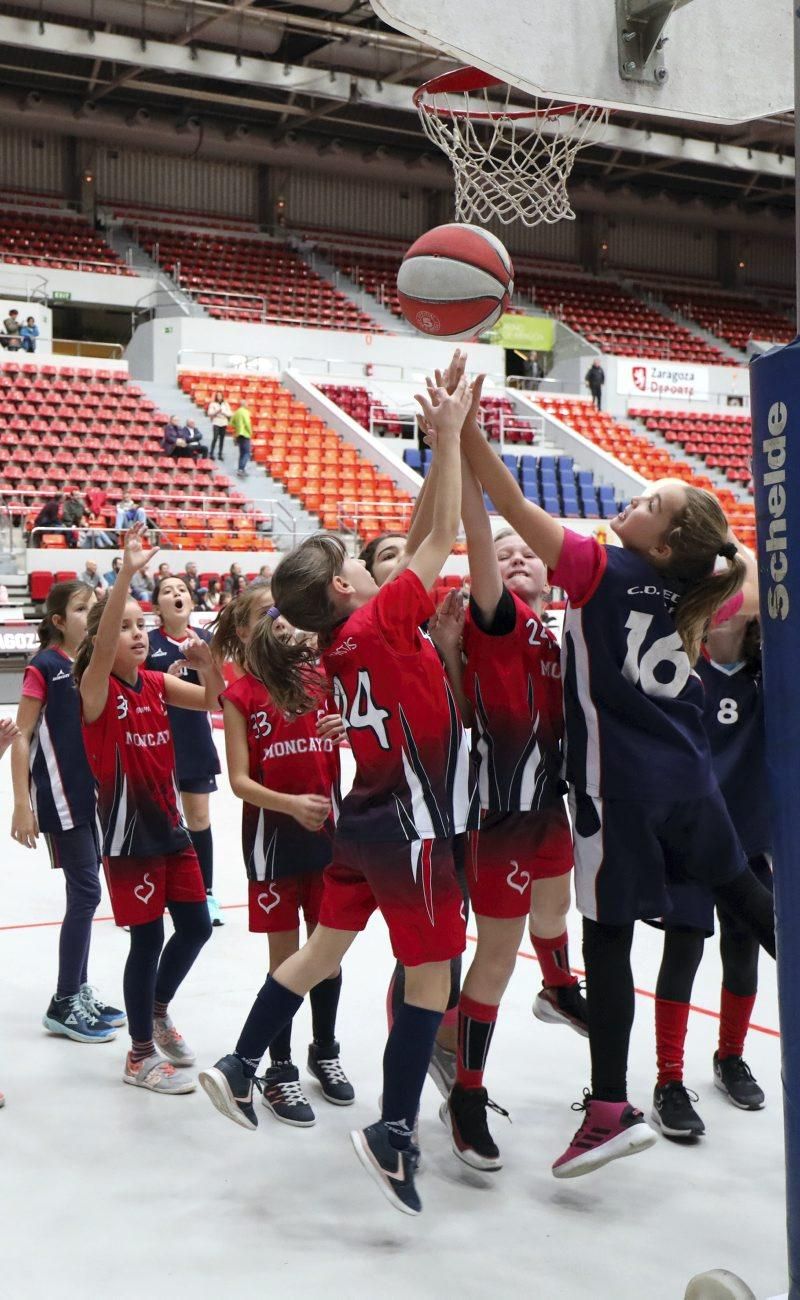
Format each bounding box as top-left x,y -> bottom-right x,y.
261,1062 -> 316,1126
533,982 -> 589,1038
199,1054 -> 260,1130
440,1083 -> 508,1171
42,994 -> 117,1044
713,1052 -> 765,1110
651,1082 -> 706,1140
307,1042 -> 355,1106
351,1121 -> 422,1216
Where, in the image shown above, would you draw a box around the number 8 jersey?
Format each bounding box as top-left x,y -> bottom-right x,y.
551,531 -> 714,802
322,568 -> 479,843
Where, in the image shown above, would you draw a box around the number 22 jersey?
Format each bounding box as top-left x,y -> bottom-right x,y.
321,567 -> 478,843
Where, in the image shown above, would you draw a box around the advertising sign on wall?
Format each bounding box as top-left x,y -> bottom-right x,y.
616,358 -> 710,402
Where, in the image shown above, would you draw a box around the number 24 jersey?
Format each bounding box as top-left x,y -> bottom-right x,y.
322,568 -> 478,843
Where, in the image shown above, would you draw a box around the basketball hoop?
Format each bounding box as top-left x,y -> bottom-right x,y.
414,67 -> 609,227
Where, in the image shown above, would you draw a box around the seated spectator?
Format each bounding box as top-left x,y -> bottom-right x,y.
203,577 -> 222,611
62,490 -> 86,548
130,568 -> 154,602
86,480 -> 111,520
156,561 -> 172,581
256,564 -> 273,582
31,495 -> 63,547
79,559 -> 107,597
162,417 -> 189,458
224,562 -> 243,593
20,317 -> 40,353
104,556 -> 123,587
181,561 -> 207,601
230,575 -> 247,598
115,489 -> 147,532
2,309 -> 22,350
183,420 -> 209,459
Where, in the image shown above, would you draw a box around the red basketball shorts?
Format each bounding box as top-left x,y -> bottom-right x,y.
103,846 -> 206,927
467,805 -> 573,919
318,836 -> 466,967
247,873 -> 325,934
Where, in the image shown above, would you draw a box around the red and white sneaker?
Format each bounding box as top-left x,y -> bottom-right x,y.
552,1092 -> 657,1179
153,1015 -> 196,1067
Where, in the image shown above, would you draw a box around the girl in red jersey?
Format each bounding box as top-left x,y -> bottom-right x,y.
429,425 -> 583,1171
75,525 -> 225,1096
212,586 -> 353,1126
200,377 -> 476,1217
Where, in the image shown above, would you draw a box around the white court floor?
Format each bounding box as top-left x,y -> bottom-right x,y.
0,711 -> 788,1300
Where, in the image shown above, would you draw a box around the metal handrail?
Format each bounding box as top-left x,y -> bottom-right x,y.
51,338 -> 124,359
0,251 -> 130,276
0,267 -> 48,303
176,350 -> 282,375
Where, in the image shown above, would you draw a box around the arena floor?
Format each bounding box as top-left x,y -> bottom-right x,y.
0,714 -> 786,1300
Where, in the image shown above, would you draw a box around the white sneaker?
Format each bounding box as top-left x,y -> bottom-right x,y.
123,1051 -> 196,1094
153,1015 -> 196,1066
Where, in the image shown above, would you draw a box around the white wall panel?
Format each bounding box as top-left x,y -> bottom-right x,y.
607,218 -> 716,277
95,149 -> 258,219
282,171 -> 427,238
0,127 -> 64,195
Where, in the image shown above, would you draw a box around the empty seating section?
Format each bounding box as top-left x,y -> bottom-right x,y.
138,228 -> 377,330
534,396 -> 755,548
320,384 -> 538,444
113,204 -> 260,233
661,289 -> 794,352
515,270 -> 733,364
319,246 -> 405,319
0,207 -> 132,274
0,362 -> 267,550
179,372 -> 414,542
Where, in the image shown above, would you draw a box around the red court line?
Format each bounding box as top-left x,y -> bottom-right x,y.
1,905 -> 781,1040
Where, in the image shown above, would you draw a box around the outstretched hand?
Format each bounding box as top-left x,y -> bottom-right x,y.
168,629 -> 212,676
121,522 -> 159,576
415,376 -> 473,442
428,588 -> 465,658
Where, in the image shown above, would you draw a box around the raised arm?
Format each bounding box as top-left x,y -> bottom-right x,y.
461,405 -> 565,572
406,378 -> 472,592
461,454 -> 503,623
403,349 -> 467,563
80,523 -> 158,724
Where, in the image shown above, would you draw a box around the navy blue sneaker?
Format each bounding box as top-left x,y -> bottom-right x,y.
199,1054 -> 260,1130
79,984 -> 127,1028
351,1122 -> 422,1216
43,994 -> 117,1044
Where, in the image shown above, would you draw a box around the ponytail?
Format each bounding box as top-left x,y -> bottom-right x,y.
37,580 -> 92,650
663,487 -> 745,665
209,580 -> 272,669
73,601 -> 104,687
245,619 -> 322,715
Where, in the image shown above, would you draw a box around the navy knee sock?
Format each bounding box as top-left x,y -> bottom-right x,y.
309,971 -> 342,1050
268,1021 -> 293,1065
189,827 -> 214,894
235,975 -> 303,1077
381,1003 -> 443,1149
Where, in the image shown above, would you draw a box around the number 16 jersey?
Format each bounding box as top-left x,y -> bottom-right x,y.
322,568 -> 478,843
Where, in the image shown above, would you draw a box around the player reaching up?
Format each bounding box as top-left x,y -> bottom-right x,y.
460,417 -> 776,1179
75,524 -> 224,1095
11,581 -> 125,1045
199,375 -> 477,1217
211,585 -> 353,1126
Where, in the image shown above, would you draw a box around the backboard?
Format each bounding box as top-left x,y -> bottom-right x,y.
370,0 -> 792,125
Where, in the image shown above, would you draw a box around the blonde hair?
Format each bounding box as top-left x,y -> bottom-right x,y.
663,487 -> 745,665
246,534 -> 346,714
209,581 -> 271,669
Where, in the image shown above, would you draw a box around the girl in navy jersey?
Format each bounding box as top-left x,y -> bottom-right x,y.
0,715 -> 21,1106
460,419 -> 776,1179
200,377 -> 476,1216
211,585 -> 353,1126
430,435 -> 583,1171
146,576 -> 222,925
11,581 -> 125,1044
74,525 -> 224,1095
651,554 -> 770,1139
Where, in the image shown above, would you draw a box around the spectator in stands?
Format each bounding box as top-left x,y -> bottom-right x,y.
115,489 -> 147,532
2,308 -> 22,350
130,568 -> 154,602
230,575 -> 247,598
104,556 -> 123,587
162,417 -> 190,459
203,577 -> 222,611
256,564 -> 272,582
585,360 -> 605,410
207,392 -> 232,461
79,560 -> 107,597
231,400 -> 253,478
181,561 -> 206,604
61,490 -> 86,549
86,480 -> 110,520
185,420 -> 209,459
157,561 -> 172,580
224,562 -> 243,593
31,495 -> 63,547
20,316 -> 40,353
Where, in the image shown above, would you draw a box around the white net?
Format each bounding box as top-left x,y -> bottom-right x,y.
416,79 -> 609,228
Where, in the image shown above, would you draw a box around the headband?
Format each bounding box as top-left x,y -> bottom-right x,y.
267,606 -> 281,619
718,542 -> 738,561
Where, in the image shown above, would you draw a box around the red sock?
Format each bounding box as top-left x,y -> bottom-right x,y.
718,988 -> 756,1060
655,998 -> 690,1086
531,930 -> 578,989
456,995 -> 499,1090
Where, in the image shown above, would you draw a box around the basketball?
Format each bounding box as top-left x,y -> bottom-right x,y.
396,223 -> 514,340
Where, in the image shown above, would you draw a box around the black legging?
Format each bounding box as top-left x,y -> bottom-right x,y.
123,900 -> 212,1042
657,926 -> 705,1004
210,427 -> 226,458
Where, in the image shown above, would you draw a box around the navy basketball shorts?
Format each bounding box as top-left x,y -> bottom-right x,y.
652,850 -> 774,936
178,775 -> 218,795
568,785 -> 748,926
319,835 -> 466,967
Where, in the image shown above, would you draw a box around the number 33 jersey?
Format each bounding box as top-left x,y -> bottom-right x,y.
322,568 -> 479,843
81,669 -> 192,858
551,531 -> 714,802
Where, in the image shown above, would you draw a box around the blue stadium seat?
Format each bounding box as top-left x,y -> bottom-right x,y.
404,448 -> 422,471
502,454 -> 518,471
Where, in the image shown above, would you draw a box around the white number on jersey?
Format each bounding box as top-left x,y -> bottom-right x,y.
622,611 -> 690,700
250,709 -> 272,740
332,670 -> 391,750
116,694 -> 129,720
717,698 -> 739,725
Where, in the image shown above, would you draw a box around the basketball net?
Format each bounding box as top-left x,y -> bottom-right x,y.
414,69 -> 609,228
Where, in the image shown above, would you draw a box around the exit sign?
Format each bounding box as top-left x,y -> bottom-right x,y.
52,291 -> 72,301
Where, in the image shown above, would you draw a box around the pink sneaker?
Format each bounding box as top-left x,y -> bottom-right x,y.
552,1093 -> 657,1179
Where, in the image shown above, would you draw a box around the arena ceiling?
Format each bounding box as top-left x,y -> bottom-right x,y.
0,0 -> 794,218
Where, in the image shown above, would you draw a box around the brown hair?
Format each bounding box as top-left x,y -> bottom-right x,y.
210,581 -> 272,669
662,487 -> 745,665
73,600 -> 105,686
153,576 -> 190,623
359,532 -> 405,578
246,534 -> 346,713
37,580 -> 93,649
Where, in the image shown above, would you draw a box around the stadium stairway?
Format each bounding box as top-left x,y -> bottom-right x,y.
106,225 -> 207,318
631,289 -> 747,366
151,378 -> 323,549
290,239 -> 409,335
